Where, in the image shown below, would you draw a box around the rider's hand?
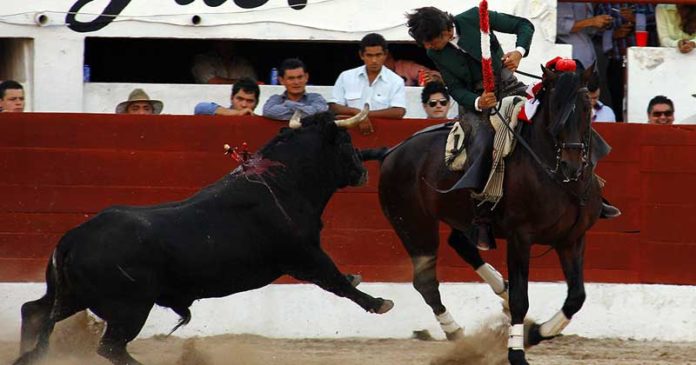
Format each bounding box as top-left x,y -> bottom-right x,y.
478,91 -> 497,110
502,50 -> 523,72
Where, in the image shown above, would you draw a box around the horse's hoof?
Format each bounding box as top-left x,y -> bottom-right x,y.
346,274 -> 362,287
525,323 -> 543,347
524,321 -> 558,347
445,327 -> 464,341
412,329 -> 436,341
372,299 -> 394,314
508,349 -> 529,365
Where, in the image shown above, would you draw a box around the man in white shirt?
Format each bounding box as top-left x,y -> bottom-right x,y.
329,33 -> 406,134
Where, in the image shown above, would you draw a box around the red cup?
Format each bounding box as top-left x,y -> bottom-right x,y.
635,31 -> 648,47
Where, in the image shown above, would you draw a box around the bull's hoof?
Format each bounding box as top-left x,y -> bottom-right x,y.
508,349 -> 529,365
445,327 -> 464,341
371,299 -> 394,314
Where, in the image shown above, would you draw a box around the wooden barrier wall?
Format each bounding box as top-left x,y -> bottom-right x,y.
1,113 -> 695,285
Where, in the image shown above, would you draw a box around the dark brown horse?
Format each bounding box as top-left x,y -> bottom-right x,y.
367,65 -> 601,365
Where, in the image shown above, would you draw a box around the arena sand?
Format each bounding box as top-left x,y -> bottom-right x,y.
1,312 -> 694,365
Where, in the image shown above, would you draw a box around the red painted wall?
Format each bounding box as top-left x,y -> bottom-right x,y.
1,113 -> 695,284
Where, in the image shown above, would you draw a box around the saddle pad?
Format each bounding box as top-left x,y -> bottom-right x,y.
472,96 -> 526,206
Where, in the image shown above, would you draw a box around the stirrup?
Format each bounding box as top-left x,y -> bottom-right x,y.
445,122 -> 467,171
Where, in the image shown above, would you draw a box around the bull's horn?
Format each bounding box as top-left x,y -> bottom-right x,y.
289,110 -> 302,129
335,104 -> 370,128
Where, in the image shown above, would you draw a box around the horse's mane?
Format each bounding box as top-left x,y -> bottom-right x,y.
544,71 -> 583,137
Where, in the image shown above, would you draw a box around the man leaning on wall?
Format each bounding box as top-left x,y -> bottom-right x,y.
0,80 -> 26,113
194,77 -> 260,116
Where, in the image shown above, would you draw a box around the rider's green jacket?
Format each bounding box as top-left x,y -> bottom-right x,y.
426,7 -> 534,112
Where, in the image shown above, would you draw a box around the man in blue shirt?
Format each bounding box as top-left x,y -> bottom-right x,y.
194,77 -> 260,116
262,58 -> 328,121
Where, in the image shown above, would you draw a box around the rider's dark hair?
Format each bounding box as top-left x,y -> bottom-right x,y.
420,81 -> 450,104
406,7 -> 455,46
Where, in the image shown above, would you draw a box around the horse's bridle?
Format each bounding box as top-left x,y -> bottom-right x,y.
492,86 -> 592,186
549,87 -> 592,183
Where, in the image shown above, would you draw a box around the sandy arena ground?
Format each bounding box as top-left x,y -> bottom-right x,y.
1,313 -> 694,365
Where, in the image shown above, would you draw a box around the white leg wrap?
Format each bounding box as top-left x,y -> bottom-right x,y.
476,263 -> 506,294
508,324 -> 525,350
436,310 -> 462,334
540,310 -> 570,338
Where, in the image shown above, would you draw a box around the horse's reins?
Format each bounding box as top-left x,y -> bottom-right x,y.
490,92 -> 595,205
515,69 -> 543,80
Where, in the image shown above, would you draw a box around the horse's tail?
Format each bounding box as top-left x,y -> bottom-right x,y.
359,147 -> 389,162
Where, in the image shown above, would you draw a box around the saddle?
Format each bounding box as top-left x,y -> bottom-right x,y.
445,95 -> 526,206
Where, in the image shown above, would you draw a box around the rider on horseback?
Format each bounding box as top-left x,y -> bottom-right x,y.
406,6 -> 620,251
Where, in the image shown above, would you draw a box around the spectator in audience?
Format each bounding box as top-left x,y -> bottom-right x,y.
588,76 -> 616,122
329,33 -> 407,134
262,58 -> 327,120
115,88 -> 163,115
646,95 -> 675,125
681,92 -> 696,123
656,4 -> 696,53
595,3 -> 657,122
384,53 -> 442,86
421,81 -> 451,119
0,80 -> 25,113
557,3 -> 613,69
192,41 -> 258,84
194,77 -> 260,116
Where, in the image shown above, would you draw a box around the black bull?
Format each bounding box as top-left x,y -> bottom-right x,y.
14,111 -> 393,365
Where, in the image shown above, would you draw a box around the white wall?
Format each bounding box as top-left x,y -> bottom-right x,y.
0,0 -> 568,113
627,47 -> 696,124
2,283 -> 695,342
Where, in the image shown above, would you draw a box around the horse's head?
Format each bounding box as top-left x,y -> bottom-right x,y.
540,63 -> 594,182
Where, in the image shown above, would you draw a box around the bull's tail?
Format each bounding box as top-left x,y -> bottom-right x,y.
359,147 -> 389,162
16,242 -> 73,361
167,306 -> 192,336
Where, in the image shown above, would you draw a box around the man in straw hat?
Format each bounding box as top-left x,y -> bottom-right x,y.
115,88 -> 163,115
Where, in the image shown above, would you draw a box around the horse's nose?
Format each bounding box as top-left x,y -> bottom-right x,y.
560,160 -> 582,180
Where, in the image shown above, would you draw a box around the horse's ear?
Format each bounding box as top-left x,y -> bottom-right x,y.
541,64 -> 556,84
581,62 -> 595,85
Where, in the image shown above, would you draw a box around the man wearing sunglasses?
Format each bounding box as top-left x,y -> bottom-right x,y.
646,95 -> 675,125
421,81 -> 452,119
